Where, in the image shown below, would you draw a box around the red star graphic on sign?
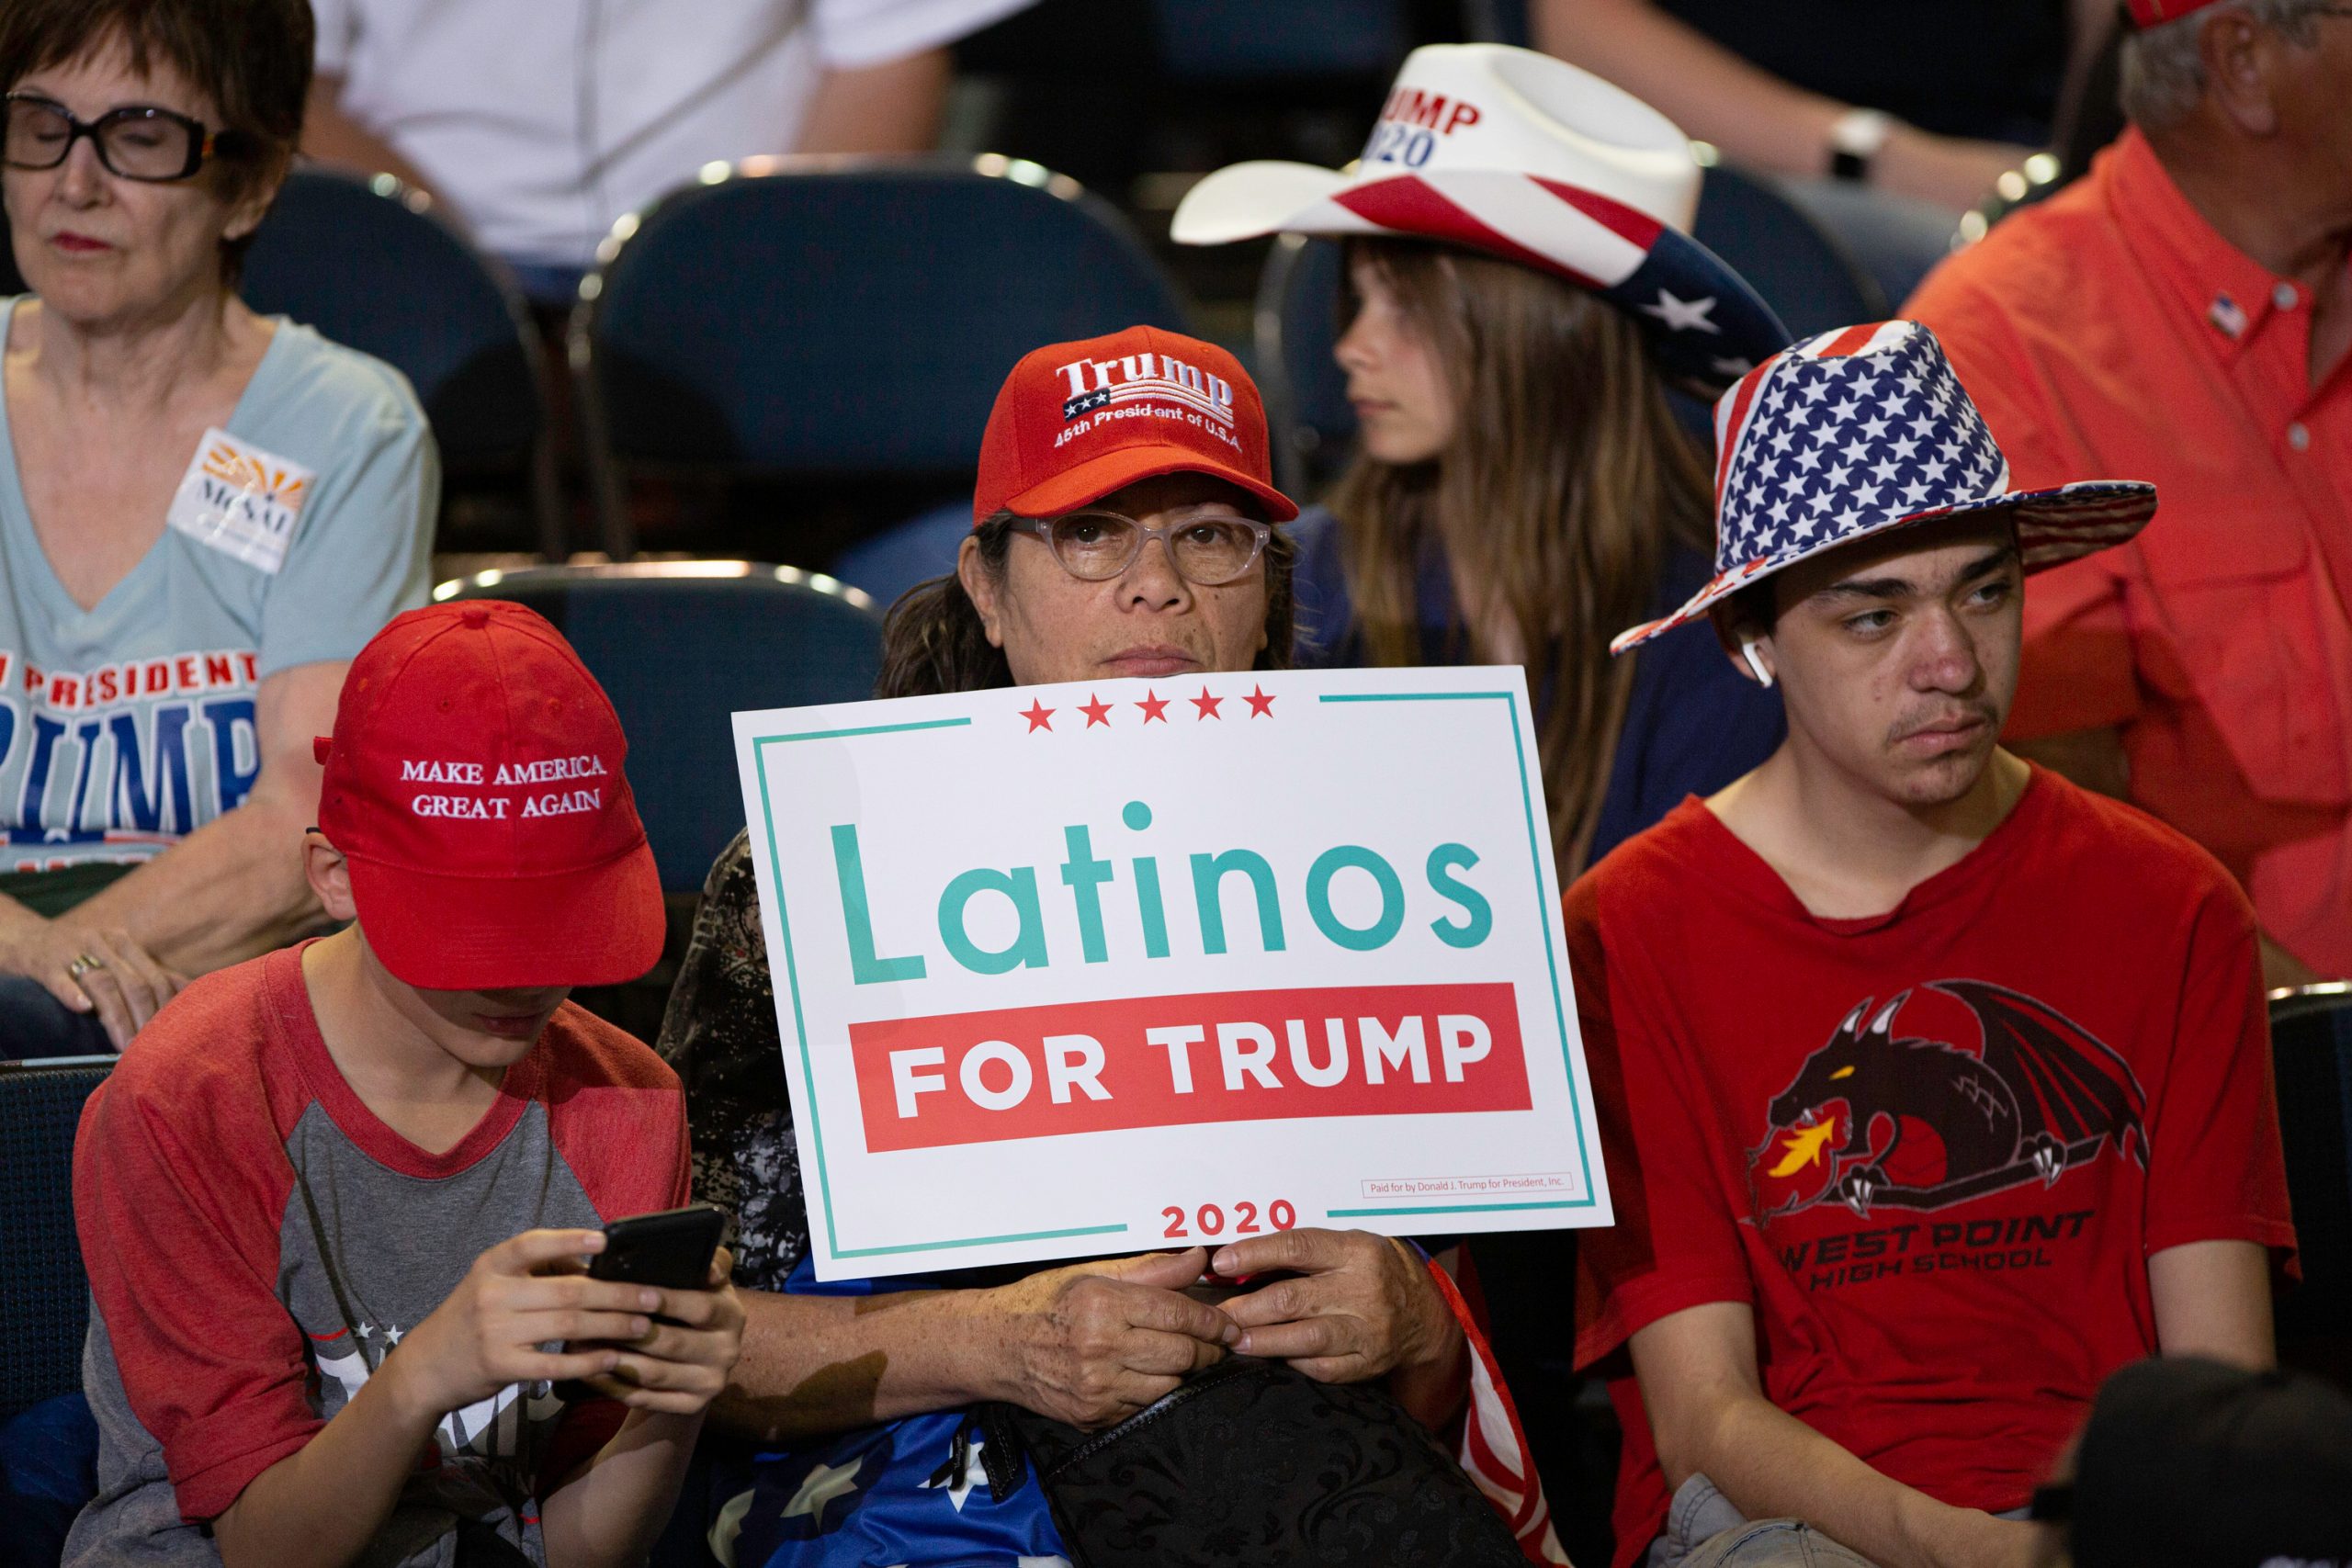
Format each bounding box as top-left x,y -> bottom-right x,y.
1020,699 -> 1055,732
1080,693 -> 1114,728
1136,690 -> 1170,723
1191,687 -> 1223,719
1244,684 -> 1276,718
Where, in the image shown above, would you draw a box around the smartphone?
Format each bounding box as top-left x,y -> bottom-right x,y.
588,1204 -> 727,1292
554,1204 -> 727,1403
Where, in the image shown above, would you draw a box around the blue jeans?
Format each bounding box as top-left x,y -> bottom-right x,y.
1651,1475 -> 1885,1568
0,974 -> 110,1058
1652,1474 -> 2039,1567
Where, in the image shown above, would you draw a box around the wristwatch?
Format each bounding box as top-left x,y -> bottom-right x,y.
1828,108 -> 1894,183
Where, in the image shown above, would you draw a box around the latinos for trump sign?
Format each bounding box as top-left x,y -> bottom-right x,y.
731,665 -> 1611,1280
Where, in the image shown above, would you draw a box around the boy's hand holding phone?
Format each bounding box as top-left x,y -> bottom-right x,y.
392,1210 -> 745,1424
577,1245 -> 744,1416
567,1205 -> 745,1417
385,1228 -> 658,1423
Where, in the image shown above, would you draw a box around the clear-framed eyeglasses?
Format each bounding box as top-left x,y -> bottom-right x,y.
1016,508 -> 1272,586
2,93 -> 243,184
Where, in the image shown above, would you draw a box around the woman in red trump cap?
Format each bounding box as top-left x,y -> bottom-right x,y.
658,328 -> 1559,1566
875,321 -> 1299,697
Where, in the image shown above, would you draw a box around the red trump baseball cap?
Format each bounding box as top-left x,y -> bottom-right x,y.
972,324 -> 1298,526
313,601 -> 664,991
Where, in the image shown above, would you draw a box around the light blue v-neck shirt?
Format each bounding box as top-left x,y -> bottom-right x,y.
0,301 -> 436,873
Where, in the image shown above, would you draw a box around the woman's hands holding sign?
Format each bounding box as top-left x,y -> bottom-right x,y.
976,1232 -> 1468,1434
1214,1229 -> 1471,1428
711,1235 -> 1464,1441
982,1246 -> 1239,1429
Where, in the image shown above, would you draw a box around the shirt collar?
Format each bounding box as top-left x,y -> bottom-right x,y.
2109,126 -> 2312,367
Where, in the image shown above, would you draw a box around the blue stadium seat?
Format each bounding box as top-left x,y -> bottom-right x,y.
2269,986 -> 2352,1365
1462,0 -> 1532,46
0,1060 -> 110,1423
240,169 -> 562,557
1151,0 -> 1408,81
831,499 -> 972,613
1690,163 -> 1886,337
435,563 -> 885,894
1253,235 -> 1353,498
1252,163 -> 1876,494
571,155 -> 1194,559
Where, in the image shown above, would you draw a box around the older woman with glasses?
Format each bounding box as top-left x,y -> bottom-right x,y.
655,328 -> 1523,1567
0,0 -> 434,1051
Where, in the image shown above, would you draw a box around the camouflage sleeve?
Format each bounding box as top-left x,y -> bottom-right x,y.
657,830 -> 810,1291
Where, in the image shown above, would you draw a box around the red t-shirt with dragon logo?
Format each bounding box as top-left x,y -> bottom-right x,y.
1567,767 -> 2295,1565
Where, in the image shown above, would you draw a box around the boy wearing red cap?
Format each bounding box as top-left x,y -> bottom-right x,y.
67,602 -> 745,1568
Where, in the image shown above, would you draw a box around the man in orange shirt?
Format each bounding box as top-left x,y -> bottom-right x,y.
1905,0 -> 2352,985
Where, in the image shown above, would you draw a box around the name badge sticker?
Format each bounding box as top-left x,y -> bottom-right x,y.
165,430 -> 315,576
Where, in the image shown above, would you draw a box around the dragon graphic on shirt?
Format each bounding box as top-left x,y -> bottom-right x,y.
1747,980 -> 2147,1221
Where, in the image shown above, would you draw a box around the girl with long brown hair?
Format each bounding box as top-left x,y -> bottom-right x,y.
1175,42 -> 1792,878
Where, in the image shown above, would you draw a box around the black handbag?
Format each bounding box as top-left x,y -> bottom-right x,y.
975,1355 -> 1529,1567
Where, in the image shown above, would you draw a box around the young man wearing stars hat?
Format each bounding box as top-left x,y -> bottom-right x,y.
1565,321 -> 2295,1568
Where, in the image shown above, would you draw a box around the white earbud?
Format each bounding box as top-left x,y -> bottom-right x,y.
1740,638 -> 1775,689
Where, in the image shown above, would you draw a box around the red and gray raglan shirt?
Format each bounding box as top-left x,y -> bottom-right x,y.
63,942 -> 689,1567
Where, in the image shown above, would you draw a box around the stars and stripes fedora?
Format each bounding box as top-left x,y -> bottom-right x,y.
1611,320 -> 2159,653
1170,43 -> 1791,392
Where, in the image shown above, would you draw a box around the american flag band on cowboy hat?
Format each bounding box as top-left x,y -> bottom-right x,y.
1170,44 -> 1791,393
1611,320 -> 2160,654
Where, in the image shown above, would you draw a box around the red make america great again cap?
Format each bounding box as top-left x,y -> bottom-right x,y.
972,324 -> 1298,526
314,601 -> 663,991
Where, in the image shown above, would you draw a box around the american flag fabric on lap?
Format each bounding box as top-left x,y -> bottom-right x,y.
1612,321 -> 2160,653
698,1258 -> 1568,1566
1429,1261 -> 1575,1564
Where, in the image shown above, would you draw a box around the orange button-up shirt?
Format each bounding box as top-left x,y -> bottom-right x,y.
1906,128 -> 2352,976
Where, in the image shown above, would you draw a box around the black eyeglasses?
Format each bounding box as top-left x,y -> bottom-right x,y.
2,93 -> 243,183
1016,509 -> 1272,586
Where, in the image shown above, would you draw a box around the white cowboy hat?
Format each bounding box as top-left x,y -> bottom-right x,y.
1171,43 -> 1790,391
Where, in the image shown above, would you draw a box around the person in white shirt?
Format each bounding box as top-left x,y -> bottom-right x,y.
300,0 -> 1035,301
